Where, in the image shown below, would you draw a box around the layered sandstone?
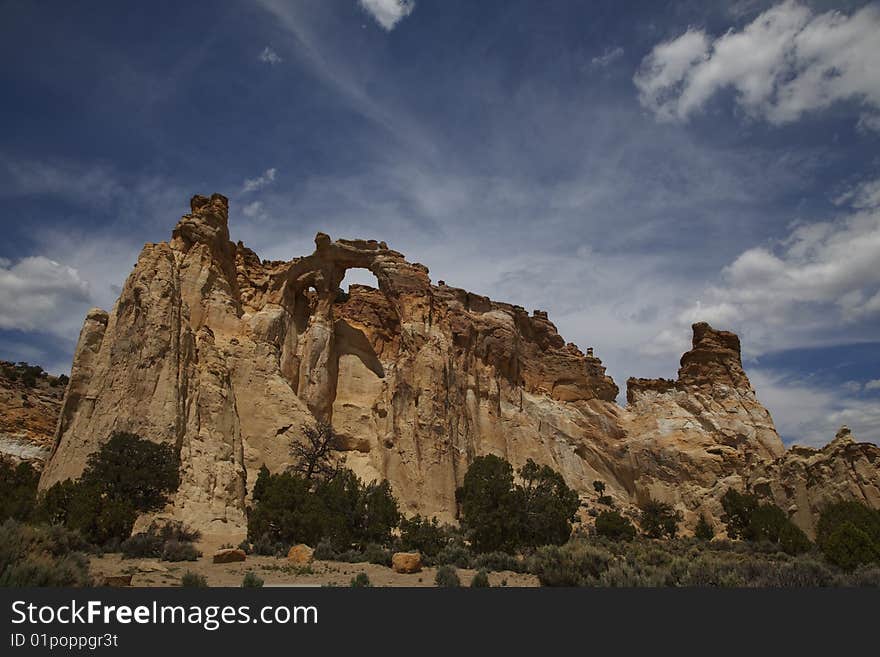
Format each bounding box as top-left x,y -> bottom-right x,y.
34,194 -> 880,537
0,363 -> 65,463
748,426 -> 880,538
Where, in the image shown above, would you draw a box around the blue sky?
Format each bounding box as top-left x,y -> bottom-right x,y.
1,0 -> 879,446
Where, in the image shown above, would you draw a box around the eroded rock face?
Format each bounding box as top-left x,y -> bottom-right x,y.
621,322 -> 789,527
36,194 -> 880,537
0,362 -> 65,463
748,426 -> 880,538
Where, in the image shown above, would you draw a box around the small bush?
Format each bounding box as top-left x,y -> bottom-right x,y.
313,538 -> 337,560
363,543 -> 392,566
694,515 -> 715,541
595,511 -> 636,541
0,520 -> 92,587
237,540 -> 252,554
0,458 -> 40,522
434,544 -> 473,569
242,571 -> 264,588
121,522 -> 201,560
120,532 -> 163,559
472,551 -> 523,573
816,502 -> 880,571
434,564 -> 461,587
350,572 -> 371,587
162,540 -> 201,562
251,533 -> 286,557
531,541 -> 613,586
471,569 -> 490,587
180,571 -> 208,587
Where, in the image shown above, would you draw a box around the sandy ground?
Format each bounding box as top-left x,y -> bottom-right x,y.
89,553 -> 540,588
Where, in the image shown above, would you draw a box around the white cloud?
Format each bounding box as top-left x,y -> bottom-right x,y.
635,1 -> 880,128
0,257 -> 92,334
242,168 -> 277,193
358,0 -> 415,31
834,176 -> 880,210
866,379 -> 880,392
241,200 -> 269,222
259,46 -> 283,65
646,181 -> 880,357
591,46 -> 625,68
751,369 -> 880,446
858,112 -> 880,133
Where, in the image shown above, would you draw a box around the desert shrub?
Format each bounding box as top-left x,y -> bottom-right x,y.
639,500 -> 683,539
472,551 -> 524,573
121,522 -> 201,559
434,544 -> 473,569
237,540 -> 252,554
242,571 -> 264,588
0,520 -> 92,587
820,523 -> 879,572
120,531 -> 163,559
694,515 -> 715,541
435,564 -> 461,587
595,511 -> 636,541
251,533 -> 286,557
399,515 -> 455,557
471,569 -> 490,587
247,467 -> 400,550
593,480 -> 606,495
350,572 -> 371,587
531,541 -> 613,586
36,433 -> 180,546
845,564 -> 880,586
313,538 -> 337,560
363,543 -> 392,566
456,456 -> 578,553
180,571 -> 208,587
162,540 -> 201,562
720,489 -> 810,555
816,502 -> 880,571
0,458 -> 40,522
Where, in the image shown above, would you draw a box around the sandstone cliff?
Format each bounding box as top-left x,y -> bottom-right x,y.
0,362 -> 64,463
35,194 -> 880,538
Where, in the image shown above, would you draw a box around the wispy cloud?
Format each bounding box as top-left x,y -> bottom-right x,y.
259,46 -> 283,65
635,1 -> 880,129
358,0 -> 416,31
242,167 -> 277,193
591,46 -> 624,68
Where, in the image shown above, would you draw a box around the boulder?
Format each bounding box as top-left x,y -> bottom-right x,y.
287,544 -> 314,565
392,552 -> 422,574
213,548 -> 246,564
